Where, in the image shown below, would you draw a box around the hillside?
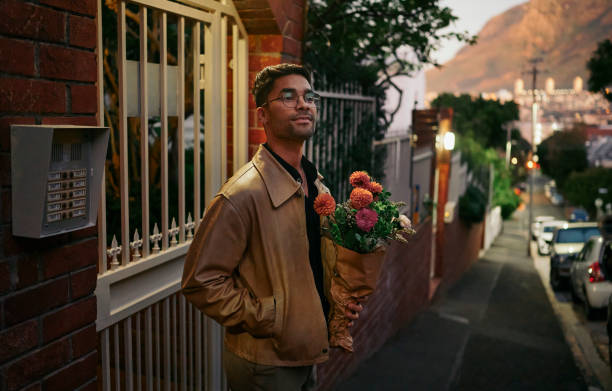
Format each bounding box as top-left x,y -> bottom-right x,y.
426,0 -> 612,93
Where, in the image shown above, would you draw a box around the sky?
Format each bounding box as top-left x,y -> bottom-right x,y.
433,0 -> 528,65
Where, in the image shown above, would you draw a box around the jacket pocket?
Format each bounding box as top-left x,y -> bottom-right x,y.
271,292 -> 284,339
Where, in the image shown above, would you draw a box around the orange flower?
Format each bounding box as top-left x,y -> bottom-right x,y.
349,171 -> 371,188
314,193 -> 336,216
367,181 -> 383,194
350,188 -> 373,209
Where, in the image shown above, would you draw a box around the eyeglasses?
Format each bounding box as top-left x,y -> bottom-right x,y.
264,90 -> 321,108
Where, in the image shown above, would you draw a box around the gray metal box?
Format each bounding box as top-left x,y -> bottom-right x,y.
11,125 -> 109,238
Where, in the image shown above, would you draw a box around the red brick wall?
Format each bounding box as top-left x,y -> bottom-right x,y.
240,0 -> 306,158
440,212 -> 484,291
317,218 -> 433,390
0,1 -> 99,389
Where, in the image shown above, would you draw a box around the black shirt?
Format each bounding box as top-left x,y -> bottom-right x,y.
263,144 -> 330,320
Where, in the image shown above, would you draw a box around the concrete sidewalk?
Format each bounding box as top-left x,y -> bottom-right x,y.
336,214 -> 592,390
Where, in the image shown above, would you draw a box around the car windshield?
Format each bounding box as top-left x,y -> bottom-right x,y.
543,226 -> 556,233
556,227 -> 600,243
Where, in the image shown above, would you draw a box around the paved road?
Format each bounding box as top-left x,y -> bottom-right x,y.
527,173 -> 611,390
336,175 -> 595,390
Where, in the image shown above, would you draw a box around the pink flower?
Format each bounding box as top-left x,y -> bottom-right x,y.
355,208 -> 378,232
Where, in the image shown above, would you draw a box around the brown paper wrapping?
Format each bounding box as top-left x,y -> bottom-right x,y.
322,237 -> 386,352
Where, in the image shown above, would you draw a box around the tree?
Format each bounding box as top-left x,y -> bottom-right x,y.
587,39 -> 612,102
304,0 -> 475,126
455,136 -> 521,220
563,168 -> 612,217
538,125 -> 588,190
430,93 -> 520,150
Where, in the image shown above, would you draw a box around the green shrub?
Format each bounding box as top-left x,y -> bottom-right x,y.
459,184 -> 487,225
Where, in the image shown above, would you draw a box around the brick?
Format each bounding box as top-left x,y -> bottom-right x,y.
283,37 -> 301,59
0,78 -> 65,114
281,20 -> 295,38
70,84 -> 97,113
39,0 -> 97,17
248,35 -> 257,52
67,225 -> 98,241
249,128 -> 266,144
4,277 -> 70,326
260,35 -> 283,53
1,190 -> 10,224
0,117 -> 36,152
40,45 -> 97,82
244,19 -> 280,34
42,239 -> 97,279
248,54 -> 281,72
0,320 -> 39,364
69,15 -> 96,49
2,229 -> 64,258
42,296 -> 95,343
43,353 -> 96,391
41,116 -> 97,126
70,266 -> 96,299
71,325 -> 96,358
22,383 -> 42,391
16,254 -> 40,290
0,38 -> 35,76
78,380 -> 97,391
0,154 -> 9,187
0,260 -> 11,294
287,3 -> 303,22
0,0 -> 65,43
4,338 -> 70,391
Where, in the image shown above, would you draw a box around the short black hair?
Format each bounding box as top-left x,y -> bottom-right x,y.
252,63 -> 311,107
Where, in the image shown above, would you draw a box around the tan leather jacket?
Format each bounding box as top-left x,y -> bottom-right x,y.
181,145 -> 331,366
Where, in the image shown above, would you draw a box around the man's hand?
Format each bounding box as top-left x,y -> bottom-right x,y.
345,296 -> 368,327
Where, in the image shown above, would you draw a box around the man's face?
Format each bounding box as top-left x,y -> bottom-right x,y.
258,74 -> 318,142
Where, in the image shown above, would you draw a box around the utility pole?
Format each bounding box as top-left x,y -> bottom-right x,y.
524,57 -> 543,255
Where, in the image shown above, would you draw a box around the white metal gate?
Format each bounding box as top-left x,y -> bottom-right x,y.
95,0 -> 248,389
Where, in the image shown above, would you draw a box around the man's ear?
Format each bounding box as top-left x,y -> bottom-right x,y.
256,106 -> 267,127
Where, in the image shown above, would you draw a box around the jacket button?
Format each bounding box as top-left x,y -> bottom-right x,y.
322,348 -> 328,353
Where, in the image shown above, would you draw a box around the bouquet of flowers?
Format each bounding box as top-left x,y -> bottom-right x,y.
314,171 -> 415,352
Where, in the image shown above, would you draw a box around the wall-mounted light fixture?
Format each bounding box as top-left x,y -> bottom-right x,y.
443,131 -> 455,151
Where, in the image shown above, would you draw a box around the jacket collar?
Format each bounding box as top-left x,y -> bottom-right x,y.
253,145 -> 302,208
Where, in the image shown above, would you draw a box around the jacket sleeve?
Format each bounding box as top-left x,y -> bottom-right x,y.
181,195 -> 277,338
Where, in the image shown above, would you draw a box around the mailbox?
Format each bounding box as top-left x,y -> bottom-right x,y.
11,125 -> 109,238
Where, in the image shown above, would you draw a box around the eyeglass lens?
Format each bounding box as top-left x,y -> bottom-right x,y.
279,90 -> 320,108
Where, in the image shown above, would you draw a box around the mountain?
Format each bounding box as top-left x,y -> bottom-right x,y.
426,0 -> 612,93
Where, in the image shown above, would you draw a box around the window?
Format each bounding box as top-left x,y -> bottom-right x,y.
556,228 -> 600,243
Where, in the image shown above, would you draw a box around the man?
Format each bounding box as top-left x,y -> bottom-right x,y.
181,63 -> 363,390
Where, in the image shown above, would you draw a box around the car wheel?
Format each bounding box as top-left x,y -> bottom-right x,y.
550,268 -> 562,291
570,282 -> 580,304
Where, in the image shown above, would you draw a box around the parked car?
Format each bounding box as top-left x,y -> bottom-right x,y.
532,215 -> 555,240
537,220 -> 566,255
551,192 -> 564,206
545,179 -> 556,199
569,235 -> 611,319
570,208 -> 589,222
550,222 -> 600,290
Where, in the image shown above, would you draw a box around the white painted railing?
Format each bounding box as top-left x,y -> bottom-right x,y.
95,0 -> 248,389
